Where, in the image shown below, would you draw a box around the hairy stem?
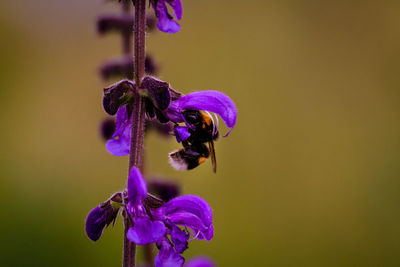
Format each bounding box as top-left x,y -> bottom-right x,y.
123,0 -> 146,267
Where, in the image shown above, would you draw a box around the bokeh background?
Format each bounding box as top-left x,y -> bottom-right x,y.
1,0 -> 400,266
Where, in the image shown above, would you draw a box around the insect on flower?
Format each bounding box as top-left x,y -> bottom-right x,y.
167,90 -> 237,173
169,110 -> 219,172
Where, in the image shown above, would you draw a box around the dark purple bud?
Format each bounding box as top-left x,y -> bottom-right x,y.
147,178 -> 181,202
100,117 -> 116,141
103,80 -> 136,115
141,76 -> 171,111
85,192 -> 122,242
100,55 -> 158,81
85,207 -> 106,242
97,15 -> 133,35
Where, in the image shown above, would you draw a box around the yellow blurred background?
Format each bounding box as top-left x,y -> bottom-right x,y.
1,0 -> 400,266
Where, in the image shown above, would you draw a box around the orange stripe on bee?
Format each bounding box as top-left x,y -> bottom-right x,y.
198,157 -> 207,164
200,112 -> 212,126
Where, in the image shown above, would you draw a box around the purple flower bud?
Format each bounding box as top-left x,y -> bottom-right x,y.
151,0 -> 182,34
103,80 -> 135,116
85,207 -> 107,242
127,167 -> 148,207
85,193 -> 122,242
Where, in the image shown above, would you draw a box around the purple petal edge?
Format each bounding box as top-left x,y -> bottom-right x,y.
172,91 -> 237,136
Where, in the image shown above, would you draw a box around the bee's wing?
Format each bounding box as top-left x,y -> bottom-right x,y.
209,141 -> 217,173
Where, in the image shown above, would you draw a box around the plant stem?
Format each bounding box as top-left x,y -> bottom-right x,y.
123,0 -> 146,267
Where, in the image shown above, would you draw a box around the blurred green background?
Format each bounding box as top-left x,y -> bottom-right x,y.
1,0 -> 400,266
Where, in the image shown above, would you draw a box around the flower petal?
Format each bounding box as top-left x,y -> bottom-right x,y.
85,207 -> 106,242
185,257 -> 216,267
163,195 -> 213,227
128,167 -> 148,206
174,126 -> 191,143
167,91 -> 237,136
157,195 -> 213,241
171,225 -> 189,253
168,212 -> 210,241
154,0 -> 181,33
155,238 -> 185,267
127,217 -> 165,245
106,105 -> 131,156
167,0 -> 182,20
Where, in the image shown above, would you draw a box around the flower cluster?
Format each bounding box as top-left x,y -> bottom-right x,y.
103,76 -> 237,171
126,167 -> 213,266
86,167 -> 214,266
87,1 -> 237,266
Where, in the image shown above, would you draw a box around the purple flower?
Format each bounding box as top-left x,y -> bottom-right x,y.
151,0 -> 183,33
155,238 -> 185,267
185,257 -> 216,267
106,105 -> 131,156
153,195 -> 214,241
124,167 -> 213,267
104,76 -> 178,157
167,91 -> 236,172
126,167 -> 166,245
167,90 -> 237,137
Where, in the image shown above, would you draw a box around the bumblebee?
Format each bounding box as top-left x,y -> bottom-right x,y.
169,110 -> 218,172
